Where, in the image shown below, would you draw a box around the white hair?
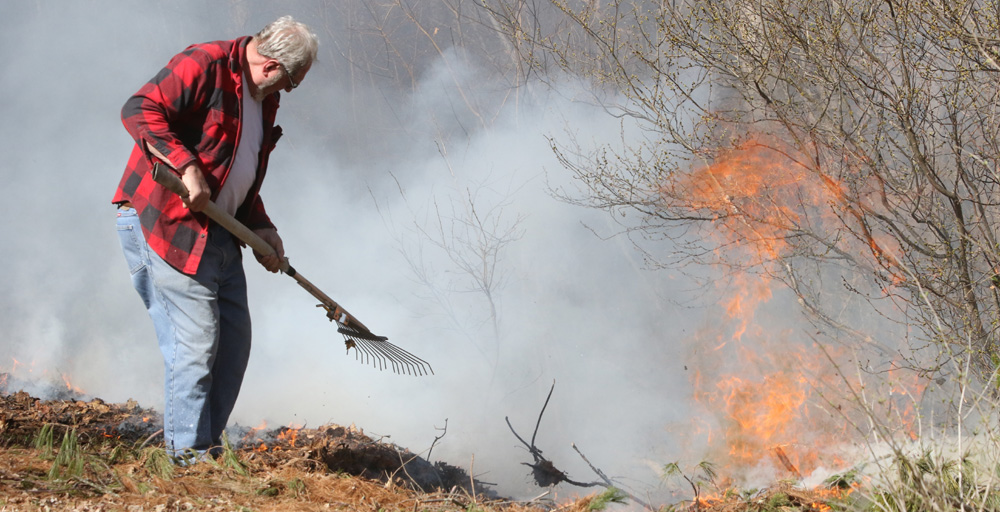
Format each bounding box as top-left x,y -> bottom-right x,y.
254,16 -> 319,75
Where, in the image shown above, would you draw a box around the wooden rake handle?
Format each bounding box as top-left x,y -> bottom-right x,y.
149,162 -> 376,335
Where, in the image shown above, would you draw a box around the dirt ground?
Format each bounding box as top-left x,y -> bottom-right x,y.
0,389 -> 604,511
0,388 -> 845,511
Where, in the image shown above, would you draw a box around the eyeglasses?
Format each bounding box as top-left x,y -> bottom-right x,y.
278,62 -> 299,89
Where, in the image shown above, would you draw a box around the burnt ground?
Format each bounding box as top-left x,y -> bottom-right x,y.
0,384 -> 848,511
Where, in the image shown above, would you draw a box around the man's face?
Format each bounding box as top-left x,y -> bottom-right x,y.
253,60 -> 311,101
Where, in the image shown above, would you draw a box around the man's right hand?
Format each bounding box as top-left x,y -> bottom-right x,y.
179,163 -> 211,212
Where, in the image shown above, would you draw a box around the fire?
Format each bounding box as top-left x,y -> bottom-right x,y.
693,339 -> 848,477
672,136 -> 899,275
0,357 -> 89,396
720,273 -> 772,342
676,135 -> 919,485
61,373 -> 85,395
676,138 -> 820,264
886,365 -> 927,441
679,137 -> 845,478
277,423 -> 304,448
243,420 -> 270,451
243,421 -> 305,452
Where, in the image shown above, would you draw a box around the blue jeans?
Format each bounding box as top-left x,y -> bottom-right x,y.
116,207 -> 252,458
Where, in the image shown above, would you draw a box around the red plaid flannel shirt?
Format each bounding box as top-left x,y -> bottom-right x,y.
113,36 -> 282,275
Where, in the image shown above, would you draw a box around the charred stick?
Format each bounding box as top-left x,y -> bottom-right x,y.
773,446 -> 803,479
530,380 -> 556,449
505,416 -> 541,461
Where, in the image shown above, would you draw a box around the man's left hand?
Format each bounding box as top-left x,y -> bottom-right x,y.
253,228 -> 285,273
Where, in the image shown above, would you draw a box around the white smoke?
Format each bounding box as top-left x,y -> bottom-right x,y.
0,1 -> 854,503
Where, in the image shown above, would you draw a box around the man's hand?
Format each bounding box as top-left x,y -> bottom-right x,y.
253,228 -> 285,273
179,163 -> 211,212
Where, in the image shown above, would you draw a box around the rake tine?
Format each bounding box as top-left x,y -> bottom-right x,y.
372,340 -> 419,375
333,313 -> 432,375
358,338 -> 402,373
337,323 -> 433,376
373,339 -> 433,376
351,336 -> 433,376
371,336 -> 432,375
347,335 -> 388,371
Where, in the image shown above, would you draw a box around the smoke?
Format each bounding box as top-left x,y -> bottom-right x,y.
0,0 -> 867,503
234,62 -> 698,497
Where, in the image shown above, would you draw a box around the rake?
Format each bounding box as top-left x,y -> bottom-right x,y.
151,163 -> 433,376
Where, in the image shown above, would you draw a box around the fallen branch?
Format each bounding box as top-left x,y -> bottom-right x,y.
505,381 -> 600,488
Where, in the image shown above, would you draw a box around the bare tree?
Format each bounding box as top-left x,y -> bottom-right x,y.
480,0 -> 1000,391
373,157 -> 525,377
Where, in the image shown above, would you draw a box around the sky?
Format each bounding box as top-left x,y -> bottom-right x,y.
0,0 -> 844,502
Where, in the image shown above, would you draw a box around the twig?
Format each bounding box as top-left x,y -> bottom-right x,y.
389,449 -> 425,491
570,442 -> 612,485
426,418 -> 448,461
684,474 -> 700,507
507,381 -> 603,488
571,442 -> 656,511
525,489 -> 551,502
530,380 -> 556,448
505,380 -> 556,462
139,428 -> 163,449
278,457 -> 322,471
469,454 -> 477,503
505,416 -> 533,452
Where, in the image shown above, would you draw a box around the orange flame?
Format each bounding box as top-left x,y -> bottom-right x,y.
61,373 -> 85,395
277,423 -> 304,448
692,339 -> 848,477
886,365 -> 927,441
674,138 -> 817,264
676,135 -> 917,483
670,136 -> 900,276
242,421 -> 305,452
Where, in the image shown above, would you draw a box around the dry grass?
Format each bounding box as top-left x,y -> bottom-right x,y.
0,443 -> 564,511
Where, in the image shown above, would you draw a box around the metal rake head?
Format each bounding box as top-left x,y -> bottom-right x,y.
336,323 -> 434,376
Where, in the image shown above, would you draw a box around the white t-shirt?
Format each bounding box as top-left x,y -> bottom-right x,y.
216,79 -> 264,216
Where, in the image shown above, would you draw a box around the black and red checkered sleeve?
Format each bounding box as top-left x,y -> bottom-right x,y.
121,44 -> 217,171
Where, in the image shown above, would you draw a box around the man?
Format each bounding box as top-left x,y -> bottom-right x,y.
112,16 -> 318,460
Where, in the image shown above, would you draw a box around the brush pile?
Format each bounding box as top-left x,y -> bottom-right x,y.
0,390 -> 550,511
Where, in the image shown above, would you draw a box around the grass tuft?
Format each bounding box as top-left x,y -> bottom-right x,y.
48,428 -> 84,480
142,446 -> 174,480
219,431 -> 247,476
33,423 -> 54,459
588,487 -> 628,511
